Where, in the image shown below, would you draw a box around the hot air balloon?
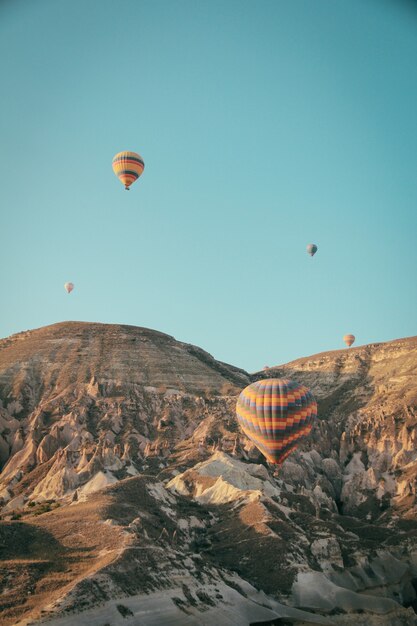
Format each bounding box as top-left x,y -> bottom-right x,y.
112,151 -> 145,190
343,334 -> 355,347
236,378 -> 317,465
64,282 -> 74,294
306,244 -> 318,257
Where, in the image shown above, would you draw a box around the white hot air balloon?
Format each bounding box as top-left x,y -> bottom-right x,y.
64,282 -> 74,294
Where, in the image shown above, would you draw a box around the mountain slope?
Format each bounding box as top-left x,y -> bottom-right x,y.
0,324 -> 416,626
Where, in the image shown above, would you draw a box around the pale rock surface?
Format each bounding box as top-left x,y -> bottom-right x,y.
167,451 -> 278,504
292,571 -> 407,614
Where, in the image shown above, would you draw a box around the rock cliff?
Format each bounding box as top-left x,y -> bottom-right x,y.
0,323 -> 416,626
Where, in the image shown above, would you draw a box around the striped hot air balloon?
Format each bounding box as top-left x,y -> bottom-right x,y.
112,151 -> 145,190
306,243 -> 318,257
343,334 -> 355,347
236,378 -> 317,465
64,282 -> 74,293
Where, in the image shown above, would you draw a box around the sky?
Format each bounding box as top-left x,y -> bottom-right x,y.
1,0 -> 416,372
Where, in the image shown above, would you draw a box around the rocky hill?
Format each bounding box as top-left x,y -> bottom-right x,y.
0,323 -> 416,626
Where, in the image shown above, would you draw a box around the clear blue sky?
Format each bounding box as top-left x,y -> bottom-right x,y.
1,0 -> 416,372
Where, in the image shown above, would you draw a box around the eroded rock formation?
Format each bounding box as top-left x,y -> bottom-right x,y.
0,323 -> 416,625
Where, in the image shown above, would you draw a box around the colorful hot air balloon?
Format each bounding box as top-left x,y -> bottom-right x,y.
343,334 -> 355,347
236,378 -> 317,465
112,151 -> 145,190
64,282 -> 74,294
306,244 -> 318,257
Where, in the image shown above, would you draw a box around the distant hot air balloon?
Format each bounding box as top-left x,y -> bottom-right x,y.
112,151 -> 144,190
306,244 -> 318,257
236,378 -> 317,465
343,334 -> 355,347
64,282 -> 74,294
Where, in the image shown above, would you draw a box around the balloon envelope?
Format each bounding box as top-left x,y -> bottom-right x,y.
112,151 -> 144,190
306,243 -> 318,257
343,334 -> 355,347
64,282 -> 74,293
236,378 -> 317,465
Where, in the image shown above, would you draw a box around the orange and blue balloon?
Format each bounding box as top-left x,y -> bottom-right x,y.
112,151 -> 145,190
236,378 -> 317,465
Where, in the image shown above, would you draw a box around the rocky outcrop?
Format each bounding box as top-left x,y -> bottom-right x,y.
0,323 -> 416,625
0,322 -> 248,506
262,336 -> 417,522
